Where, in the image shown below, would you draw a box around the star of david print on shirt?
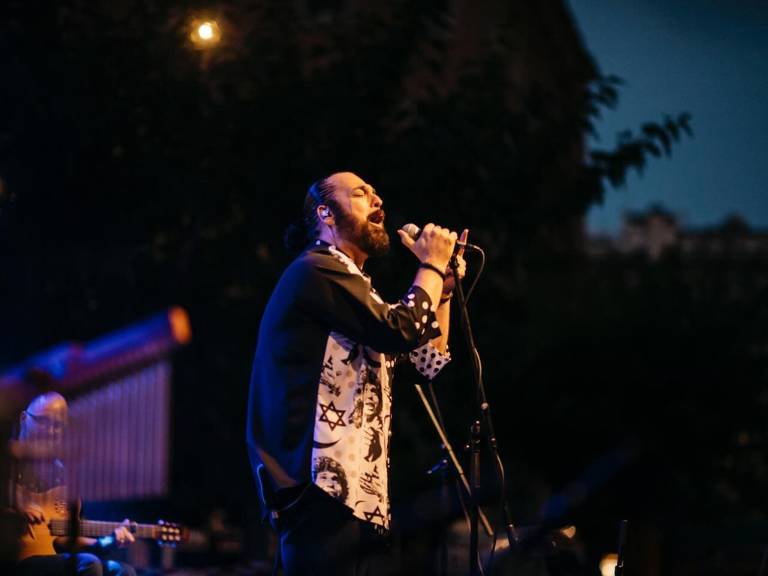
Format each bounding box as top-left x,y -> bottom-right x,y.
318,401 -> 346,432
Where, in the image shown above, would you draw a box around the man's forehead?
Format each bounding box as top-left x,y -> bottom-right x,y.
27,392 -> 68,420
327,172 -> 368,192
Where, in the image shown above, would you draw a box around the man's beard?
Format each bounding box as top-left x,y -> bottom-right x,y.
336,209 -> 390,257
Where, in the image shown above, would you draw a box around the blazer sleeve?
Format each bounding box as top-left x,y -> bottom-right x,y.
292,250 -> 442,354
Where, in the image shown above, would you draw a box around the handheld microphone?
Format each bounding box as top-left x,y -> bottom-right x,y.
401,223 -> 481,252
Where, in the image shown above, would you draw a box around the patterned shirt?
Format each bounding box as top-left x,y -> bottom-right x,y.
247,240 -> 450,531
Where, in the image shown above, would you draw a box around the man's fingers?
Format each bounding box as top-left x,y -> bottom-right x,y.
120,519 -> 134,543
123,519 -> 134,540
447,256 -> 466,280
397,229 -> 415,248
114,528 -> 135,547
25,506 -> 45,524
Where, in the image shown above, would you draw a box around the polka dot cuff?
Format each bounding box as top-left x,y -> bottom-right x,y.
409,343 -> 451,380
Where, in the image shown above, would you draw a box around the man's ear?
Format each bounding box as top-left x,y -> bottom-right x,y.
318,205 -> 333,223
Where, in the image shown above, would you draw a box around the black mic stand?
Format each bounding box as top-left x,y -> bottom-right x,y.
449,254 -> 519,576
614,519 -> 627,576
413,385 -> 494,539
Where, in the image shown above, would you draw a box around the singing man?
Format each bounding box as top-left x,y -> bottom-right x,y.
246,171 -> 467,574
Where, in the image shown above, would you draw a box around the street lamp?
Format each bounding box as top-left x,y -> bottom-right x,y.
189,19 -> 221,47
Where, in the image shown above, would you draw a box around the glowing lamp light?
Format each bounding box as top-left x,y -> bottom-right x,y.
190,19 -> 221,47
168,307 -> 192,345
599,553 -> 618,576
198,23 -> 214,40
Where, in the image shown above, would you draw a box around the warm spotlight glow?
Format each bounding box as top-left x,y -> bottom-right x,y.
168,307 -> 192,345
189,19 -> 221,47
560,525 -> 577,539
198,23 -> 214,40
599,553 -> 618,576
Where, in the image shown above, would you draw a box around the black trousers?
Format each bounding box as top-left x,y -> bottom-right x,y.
274,483 -> 397,576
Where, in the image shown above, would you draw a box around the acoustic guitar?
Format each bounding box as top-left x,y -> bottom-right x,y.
17,486 -> 183,561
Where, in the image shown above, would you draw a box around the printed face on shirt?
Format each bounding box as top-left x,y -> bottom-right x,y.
313,455 -> 349,503
316,470 -> 344,499
326,172 -> 390,257
363,381 -> 381,419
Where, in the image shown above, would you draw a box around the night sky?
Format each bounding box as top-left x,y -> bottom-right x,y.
568,0 -> 768,234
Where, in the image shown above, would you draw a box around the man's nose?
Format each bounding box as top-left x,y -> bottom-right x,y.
371,193 -> 382,208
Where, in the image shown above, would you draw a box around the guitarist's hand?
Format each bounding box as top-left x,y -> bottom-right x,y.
22,504 -> 45,525
22,504 -> 46,537
113,519 -> 135,548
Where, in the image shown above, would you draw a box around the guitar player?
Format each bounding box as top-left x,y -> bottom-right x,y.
11,392 -> 137,576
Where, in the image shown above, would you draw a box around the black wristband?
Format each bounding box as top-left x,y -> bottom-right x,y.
419,262 -> 446,281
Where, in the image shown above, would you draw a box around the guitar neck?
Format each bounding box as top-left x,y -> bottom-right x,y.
49,519 -> 158,539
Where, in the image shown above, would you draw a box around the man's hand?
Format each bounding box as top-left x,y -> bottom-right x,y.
397,223 -> 457,270
22,504 -> 45,525
113,519 -> 135,548
22,504 -> 45,538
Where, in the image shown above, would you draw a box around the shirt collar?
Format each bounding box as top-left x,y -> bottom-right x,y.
311,240 -> 370,281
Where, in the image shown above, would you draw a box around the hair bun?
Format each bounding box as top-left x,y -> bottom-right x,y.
284,220 -> 309,254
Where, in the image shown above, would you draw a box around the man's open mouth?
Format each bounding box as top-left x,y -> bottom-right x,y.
368,210 -> 385,225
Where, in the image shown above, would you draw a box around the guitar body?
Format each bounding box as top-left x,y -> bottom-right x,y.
16,485 -> 72,561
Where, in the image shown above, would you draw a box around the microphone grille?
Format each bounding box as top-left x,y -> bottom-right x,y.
401,223 -> 421,240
